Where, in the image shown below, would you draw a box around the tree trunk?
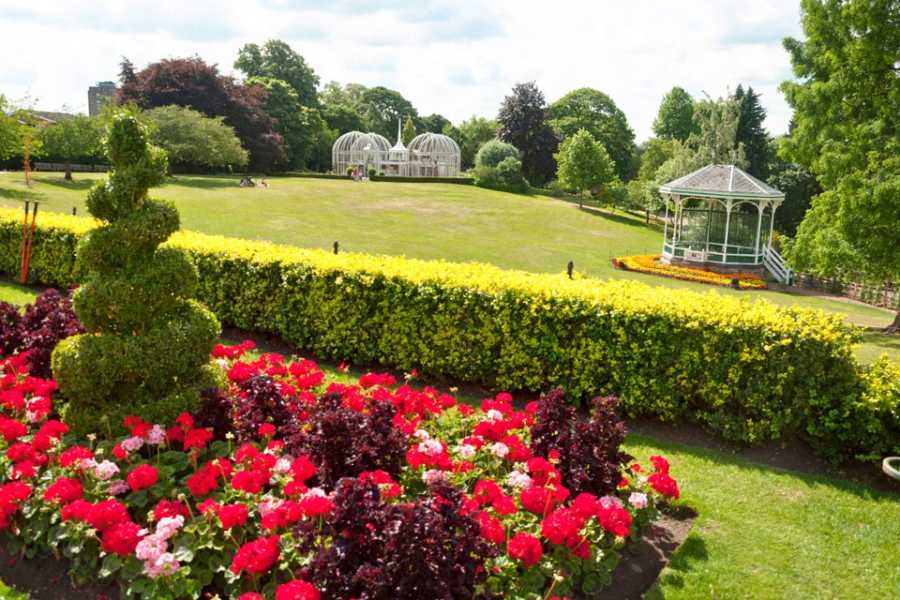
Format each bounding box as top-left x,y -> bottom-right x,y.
64,163 -> 72,181
886,311 -> 900,334
579,192 -> 583,210
645,208 -> 650,224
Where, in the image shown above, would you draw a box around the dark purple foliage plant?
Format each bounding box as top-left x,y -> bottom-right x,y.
530,388 -> 631,496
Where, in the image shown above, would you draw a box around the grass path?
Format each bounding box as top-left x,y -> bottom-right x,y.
1,172 -> 895,332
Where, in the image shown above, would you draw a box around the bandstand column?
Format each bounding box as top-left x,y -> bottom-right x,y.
662,195 -> 670,252
721,198 -> 733,263
754,200 -> 765,262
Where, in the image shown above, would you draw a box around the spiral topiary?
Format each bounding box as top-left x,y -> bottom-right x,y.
51,110 -> 222,435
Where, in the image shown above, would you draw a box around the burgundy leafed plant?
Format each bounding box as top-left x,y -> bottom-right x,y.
530,388 -> 631,496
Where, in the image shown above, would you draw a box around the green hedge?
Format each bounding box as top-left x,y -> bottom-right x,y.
282,172 -> 351,180
370,175 -> 474,184
0,208 -> 897,461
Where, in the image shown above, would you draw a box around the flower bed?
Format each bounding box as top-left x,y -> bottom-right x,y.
613,255 -> 767,289
0,342 -> 680,599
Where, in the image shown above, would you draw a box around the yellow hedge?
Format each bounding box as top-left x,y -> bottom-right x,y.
0,207 -> 895,459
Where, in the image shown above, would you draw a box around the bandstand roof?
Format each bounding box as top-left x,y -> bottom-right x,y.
659,164 -> 784,200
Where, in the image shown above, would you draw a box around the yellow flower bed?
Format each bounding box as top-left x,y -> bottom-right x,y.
616,254 -> 767,289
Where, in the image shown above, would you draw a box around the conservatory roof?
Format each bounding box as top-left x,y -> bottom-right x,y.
659,164 -> 784,200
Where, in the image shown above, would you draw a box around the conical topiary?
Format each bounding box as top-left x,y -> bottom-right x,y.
51,110 -> 221,435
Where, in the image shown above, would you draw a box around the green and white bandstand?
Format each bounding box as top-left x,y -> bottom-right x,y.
659,164 -> 791,283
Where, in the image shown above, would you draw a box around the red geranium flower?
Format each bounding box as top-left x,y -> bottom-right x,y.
507,531 -> 542,567
275,579 -> 320,600
183,428 -> 213,451
153,499 -> 190,521
650,455 -> 670,474
126,464 -> 158,492
216,503 -> 249,529
43,477 -> 83,504
230,535 -> 280,576
101,521 -> 142,556
477,512 -> 505,544
85,499 -> 130,531
520,485 -> 557,516
258,423 -> 276,438
232,470 -> 269,494
59,446 -> 94,468
648,472 -> 680,499
541,507 -> 585,546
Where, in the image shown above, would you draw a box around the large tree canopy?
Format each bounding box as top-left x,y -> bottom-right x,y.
652,87 -> 696,142
146,105 -> 248,171
234,40 -> 320,107
0,95 -> 22,161
36,115 -> 104,179
360,86 -> 418,140
555,129 -> 616,209
118,57 -> 286,171
497,81 -> 557,185
548,87 -> 636,180
780,0 -> 899,317
454,116 -> 497,170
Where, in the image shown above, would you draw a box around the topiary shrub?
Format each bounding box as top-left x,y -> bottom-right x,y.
474,156 -> 527,193
51,111 -> 221,435
475,139 -> 519,168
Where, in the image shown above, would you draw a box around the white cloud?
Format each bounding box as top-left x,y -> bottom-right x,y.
0,0 -> 803,140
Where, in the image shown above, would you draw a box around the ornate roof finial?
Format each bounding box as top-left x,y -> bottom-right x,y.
396,116 -> 403,145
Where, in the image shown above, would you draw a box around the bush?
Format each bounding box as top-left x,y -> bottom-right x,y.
475,139 -> 519,168
50,111 -> 220,435
530,389 -> 630,497
370,175 -> 473,184
367,168 -> 376,178
0,289 -> 84,378
473,157 -> 527,193
0,207 -> 895,460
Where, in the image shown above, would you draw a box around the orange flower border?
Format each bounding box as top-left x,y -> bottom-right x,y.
612,255 -> 767,290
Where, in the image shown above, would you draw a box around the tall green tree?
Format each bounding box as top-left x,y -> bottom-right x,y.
420,113 -> 451,134
733,85 -> 771,178
401,116 -> 416,145
767,138 -> 820,237
361,86 -> 418,139
146,105 -> 248,171
652,87 -> 696,141
234,40 -> 320,107
36,115 -> 104,180
555,129 -> 616,209
497,81 -> 558,185
548,87 -> 636,180
781,0 -> 900,329
247,76 -> 326,169
455,116 -> 497,170
0,95 -> 22,161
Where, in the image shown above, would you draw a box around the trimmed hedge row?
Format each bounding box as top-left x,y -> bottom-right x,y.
370,175 -> 474,184
0,208 -> 897,460
283,172 -> 351,180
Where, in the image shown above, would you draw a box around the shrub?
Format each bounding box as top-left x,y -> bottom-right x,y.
284,392 -> 409,489
301,479 -> 495,599
475,139 -> 519,168
50,111 -> 221,435
367,168 -> 376,178
0,289 -> 84,378
530,389 -> 630,496
473,156 -> 527,193
0,207 -> 894,460
19,289 -> 84,378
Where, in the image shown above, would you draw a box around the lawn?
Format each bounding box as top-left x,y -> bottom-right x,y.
0,172 -> 895,332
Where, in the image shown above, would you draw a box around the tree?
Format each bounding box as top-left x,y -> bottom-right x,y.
475,139 -> 519,168
455,116 -> 497,170
766,142 -> 820,237
780,0 -> 900,329
36,115 -> 103,180
497,81 -> 558,185
733,85 -> 771,178
420,113 -> 451,134
118,57 -> 286,171
361,86 -> 418,139
234,40 -> 320,107
652,87 -> 696,141
51,110 -> 220,434
248,76 -> 327,169
321,103 -> 363,135
401,116 -> 416,145
0,95 -> 21,161
555,129 -> 616,209
548,87 -> 636,180
145,105 -> 248,171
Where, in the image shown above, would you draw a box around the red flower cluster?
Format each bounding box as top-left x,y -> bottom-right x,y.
507,531 -> 543,567
231,535 -> 281,576
126,464 -> 158,492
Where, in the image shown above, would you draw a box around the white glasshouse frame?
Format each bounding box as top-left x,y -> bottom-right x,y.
332,126 -> 461,177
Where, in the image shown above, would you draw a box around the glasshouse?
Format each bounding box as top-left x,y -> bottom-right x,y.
332,120 -> 461,177
659,164 -> 790,282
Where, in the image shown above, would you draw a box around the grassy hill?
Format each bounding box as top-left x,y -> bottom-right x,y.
0,172 -> 895,342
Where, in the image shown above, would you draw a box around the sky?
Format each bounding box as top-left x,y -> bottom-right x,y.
0,0 -> 804,141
